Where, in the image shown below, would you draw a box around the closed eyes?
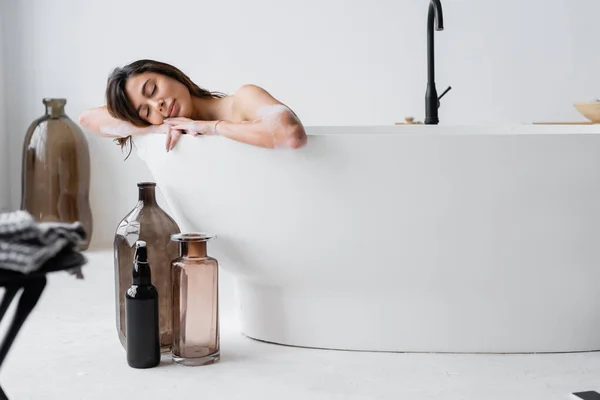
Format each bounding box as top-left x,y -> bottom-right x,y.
138,103 -> 151,120
138,79 -> 157,119
147,83 -> 156,97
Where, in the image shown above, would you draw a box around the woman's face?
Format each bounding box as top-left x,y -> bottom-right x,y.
125,71 -> 192,125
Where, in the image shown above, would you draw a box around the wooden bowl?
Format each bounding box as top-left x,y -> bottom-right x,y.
574,102 -> 600,122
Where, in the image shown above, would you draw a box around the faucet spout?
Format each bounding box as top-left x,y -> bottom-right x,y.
430,0 -> 443,31
425,0 -> 446,125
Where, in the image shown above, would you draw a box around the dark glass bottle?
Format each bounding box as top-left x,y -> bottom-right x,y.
114,182 -> 180,352
21,98 -> 93,249
125,240 -> 160,369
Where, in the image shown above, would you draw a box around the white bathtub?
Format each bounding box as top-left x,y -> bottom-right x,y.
134,124 -> 600,354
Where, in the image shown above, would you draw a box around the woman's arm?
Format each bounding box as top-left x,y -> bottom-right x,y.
231,84 -> 307,149
78,106 -> 167,138
212,117 -> 305,149
165,85 -> 307,150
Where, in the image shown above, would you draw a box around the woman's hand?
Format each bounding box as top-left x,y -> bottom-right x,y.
164,118 -> 218,136
143,122 -> 173,135
139,122 -> 182,152
162,118 -> 219,152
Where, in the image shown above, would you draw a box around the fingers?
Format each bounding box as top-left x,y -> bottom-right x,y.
171,123 -> 193,131
165,128 -> 183,152
171,124 -> 200,136
169,130 -> 182,151
165,129 -> 173,152
165,125 -> 200,152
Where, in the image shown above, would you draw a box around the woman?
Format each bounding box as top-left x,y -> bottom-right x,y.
79,59 -> 307,154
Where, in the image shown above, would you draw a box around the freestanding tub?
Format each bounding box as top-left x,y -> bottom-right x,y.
134,124 -> 600,353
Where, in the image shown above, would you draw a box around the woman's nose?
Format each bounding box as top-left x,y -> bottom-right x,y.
150,98 -> 166,113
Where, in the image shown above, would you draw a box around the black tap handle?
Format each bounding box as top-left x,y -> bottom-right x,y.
437,86 -> 452,108
438,86 -> 452,100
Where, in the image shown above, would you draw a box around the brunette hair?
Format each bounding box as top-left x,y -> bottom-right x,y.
105,59 -> 226,157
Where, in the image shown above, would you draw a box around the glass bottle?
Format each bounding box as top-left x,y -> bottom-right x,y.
171,233 -> 220,366
114,182 -> 180,353
125,240 -> 160,369
21,98 -> 93,249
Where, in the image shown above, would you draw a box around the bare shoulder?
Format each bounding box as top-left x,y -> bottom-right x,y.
232,84 -> 294,121
234,84 -> 279,104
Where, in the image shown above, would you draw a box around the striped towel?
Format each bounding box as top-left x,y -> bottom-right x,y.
0,210 -> 87,277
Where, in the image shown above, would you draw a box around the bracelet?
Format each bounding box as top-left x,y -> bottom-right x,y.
214,120 -> 223,135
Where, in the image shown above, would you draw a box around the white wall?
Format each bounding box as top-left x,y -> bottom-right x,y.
0,2 -> 8,212
1,0 -> 599,248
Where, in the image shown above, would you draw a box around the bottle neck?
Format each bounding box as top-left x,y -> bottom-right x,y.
43,99 -> 66,119
179,241 -> 207,258
138,186 -> 157,205
132,262 -> 152,285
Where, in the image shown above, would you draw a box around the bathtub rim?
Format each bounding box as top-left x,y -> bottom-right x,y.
302,124 -> 600,136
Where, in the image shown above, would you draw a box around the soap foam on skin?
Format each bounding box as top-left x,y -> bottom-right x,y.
100,123 -> 166,138
100,124 -> 132,138
255,104 -> 301,148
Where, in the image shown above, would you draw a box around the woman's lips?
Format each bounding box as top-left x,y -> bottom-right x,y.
168,101 -> 179,117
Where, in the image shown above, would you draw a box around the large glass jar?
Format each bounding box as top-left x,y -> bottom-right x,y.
114,182 -> 180,352
21,98 -> 93,249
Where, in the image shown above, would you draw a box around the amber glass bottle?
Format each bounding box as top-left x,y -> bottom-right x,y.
171,233 -> 220,366
114,182 -> 180,352
21,98 -> 93,249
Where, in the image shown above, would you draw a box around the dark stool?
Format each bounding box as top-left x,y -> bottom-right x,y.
0,250 -> 87,400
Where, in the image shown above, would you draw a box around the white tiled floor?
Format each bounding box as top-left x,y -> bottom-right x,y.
1,250 -> 599,400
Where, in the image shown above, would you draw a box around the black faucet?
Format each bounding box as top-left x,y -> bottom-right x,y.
425,0 -> 451,125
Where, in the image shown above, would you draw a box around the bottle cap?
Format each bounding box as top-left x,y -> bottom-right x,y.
134,240 -> 148,264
